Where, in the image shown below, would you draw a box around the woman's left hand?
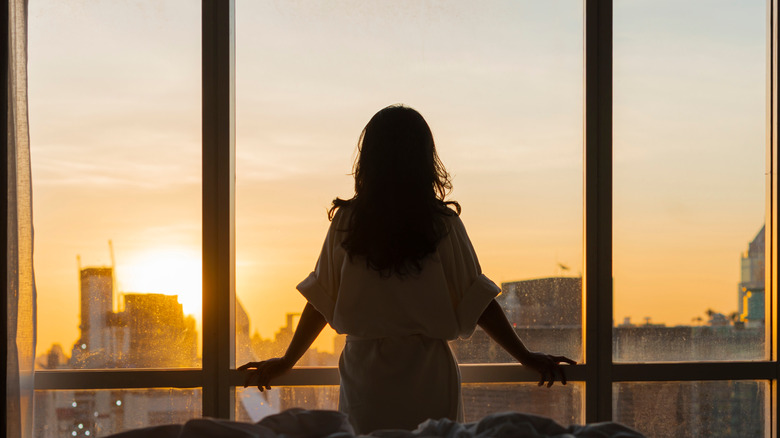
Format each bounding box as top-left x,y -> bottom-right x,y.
238,357 -> 294,392
520,352 -> 576,387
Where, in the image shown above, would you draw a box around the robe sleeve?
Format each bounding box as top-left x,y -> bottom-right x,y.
295,210 -> 347,324
442,215 -> 502,338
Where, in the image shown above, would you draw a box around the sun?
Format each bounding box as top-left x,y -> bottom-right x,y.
118,247 -> 202,319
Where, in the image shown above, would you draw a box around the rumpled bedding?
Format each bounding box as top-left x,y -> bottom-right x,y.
106,408 -> 645,438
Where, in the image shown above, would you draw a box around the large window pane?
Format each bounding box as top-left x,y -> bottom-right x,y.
613,0 -> 766,361
234,0 -> 583,374
462,383 -> 583,426
235,383 -> 582,428
613,381 -> 766,438
235,386 -> 340,422
452,278 -> 581,363
29,1 -> 201,369
34,389 -> 201,438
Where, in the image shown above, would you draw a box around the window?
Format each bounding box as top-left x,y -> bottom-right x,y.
613,0 -> 766,363
233,2 -> 584,420
30,0 -> 202,371
25,1 -> 780,437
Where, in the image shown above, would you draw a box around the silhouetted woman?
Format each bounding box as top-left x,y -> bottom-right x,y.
240,104 -> 575,434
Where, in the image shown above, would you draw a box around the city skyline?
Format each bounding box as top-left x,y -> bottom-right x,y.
35,222 -> 764,358
37,220 -> 766,366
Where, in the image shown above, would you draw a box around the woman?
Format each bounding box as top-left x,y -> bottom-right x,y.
240,105 -> 575,433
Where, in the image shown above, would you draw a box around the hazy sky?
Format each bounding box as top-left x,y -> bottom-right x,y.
29,0 -> 766,360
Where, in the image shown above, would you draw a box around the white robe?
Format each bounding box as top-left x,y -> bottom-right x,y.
297,208 -> 500,433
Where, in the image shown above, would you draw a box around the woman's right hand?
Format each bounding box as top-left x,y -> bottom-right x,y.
519,351 -> 576,388
238,357 -> 294,392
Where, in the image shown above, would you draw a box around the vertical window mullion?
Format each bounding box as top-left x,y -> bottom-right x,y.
202,0 -> 236,419
771,0 -> 779,435
584,0 -> 613,424
1,0 -> 8,430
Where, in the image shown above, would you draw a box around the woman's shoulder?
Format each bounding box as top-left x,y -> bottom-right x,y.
328,202 -> 354,234
435,205 -> 469,247
331,202 -> 352,219
438,203 -> 464,226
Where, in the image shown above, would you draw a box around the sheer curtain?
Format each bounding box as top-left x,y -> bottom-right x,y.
6,0 -> 34,437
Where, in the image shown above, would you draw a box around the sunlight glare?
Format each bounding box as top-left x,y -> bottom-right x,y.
118,248 -> 202,318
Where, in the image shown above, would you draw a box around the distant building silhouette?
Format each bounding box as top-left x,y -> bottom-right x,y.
73,267 -> 120,368
453,277 -> 583,365
236,298 -> 256,366
499,277 -> 581,328
67,266 -> 198,369
122,293 -> 198,368
739,225 -> 765,327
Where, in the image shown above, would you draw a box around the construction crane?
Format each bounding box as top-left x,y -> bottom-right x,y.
109,240 -> 117,312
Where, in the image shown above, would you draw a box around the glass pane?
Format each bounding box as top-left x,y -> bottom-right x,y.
613,0 -> 766,361
235,386 -> 340,422
237,384 -> 582,428
34,389 -> 201,437
452,278 -> 581,363
235,0 -> 583,367
462,383 -> 583,426
613,381 -> 767,438
29,1 -> 202,368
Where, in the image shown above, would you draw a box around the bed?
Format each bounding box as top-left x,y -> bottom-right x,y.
106,408 -> 645,438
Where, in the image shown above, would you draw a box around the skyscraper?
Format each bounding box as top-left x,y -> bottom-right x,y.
498,277 -> 582,328
72,267 -> 117,368
122,293 -> 198,368
738,225 -> 765,327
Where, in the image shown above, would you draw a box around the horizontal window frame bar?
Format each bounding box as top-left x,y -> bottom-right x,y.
230,364 -> 585,387
613,362 -> 778,382
34,369 -> 203,390
459,364 -> 584,383
35,361 -> 777,390
462,363 -> 777,383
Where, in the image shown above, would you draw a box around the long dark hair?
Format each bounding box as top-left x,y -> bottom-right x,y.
328,104 -> 461,276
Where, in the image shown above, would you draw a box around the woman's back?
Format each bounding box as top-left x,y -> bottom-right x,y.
297,205 -> 500,341
297,204 -> 500,433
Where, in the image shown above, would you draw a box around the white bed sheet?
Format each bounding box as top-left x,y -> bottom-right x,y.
105,408 -> 645,438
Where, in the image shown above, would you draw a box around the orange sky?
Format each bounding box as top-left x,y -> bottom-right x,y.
28,0 -> 767,359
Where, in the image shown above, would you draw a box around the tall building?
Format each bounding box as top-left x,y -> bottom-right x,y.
122,293 -> 198,368
236,299 -> 256,366
499,277 -> 582,328
452,276 -> 582,364
72,267 -> 120,368
738,225 -> 765,327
